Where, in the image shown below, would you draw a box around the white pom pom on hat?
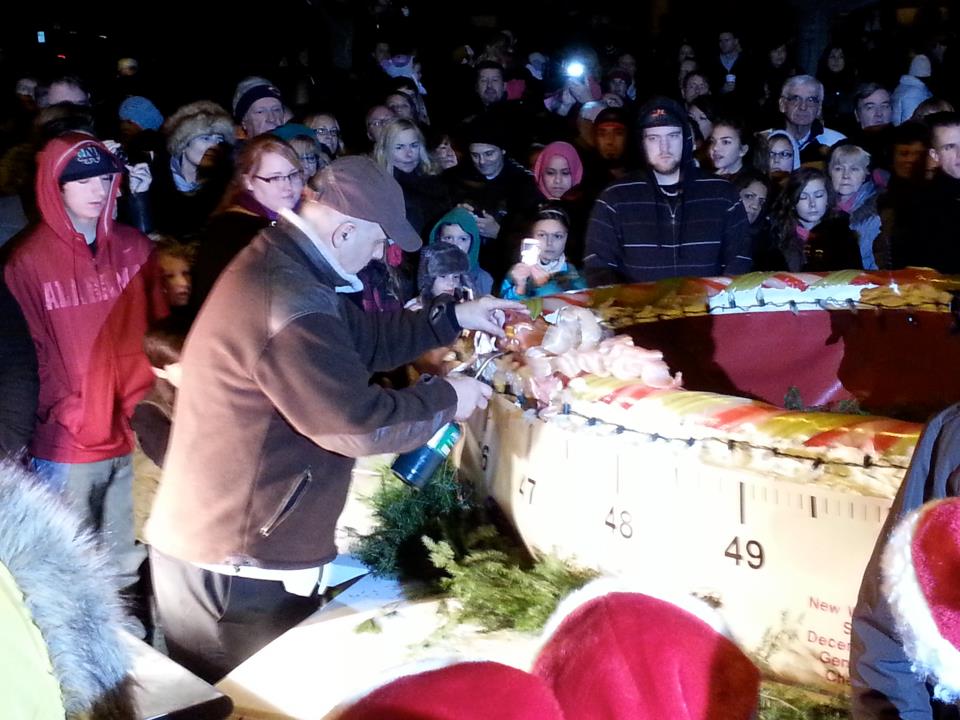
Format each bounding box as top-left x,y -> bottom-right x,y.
882,497 -> 960,702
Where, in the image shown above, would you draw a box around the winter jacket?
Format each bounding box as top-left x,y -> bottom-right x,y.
0,275 -> 37,459
0,460 -> 134,719
3,133 -> 166,463
905,173 -> 960,273
189,192 -> 275,313
584,98 -> 751,285
892,75 -> 933,126
0,193 -> 28,248
146,214 -> 460,569
774,215 -> 863,273
393,166 -> 451,238
844,180 -> 882,270
429,207 -> 494,296
149,150 -> 233,240
851,404 -> 960,720
499,261 -> 587,299
444,158 -> 542,286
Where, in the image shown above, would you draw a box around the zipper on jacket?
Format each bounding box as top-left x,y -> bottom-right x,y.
668,203 -> 679,271
260,468 -> 312,537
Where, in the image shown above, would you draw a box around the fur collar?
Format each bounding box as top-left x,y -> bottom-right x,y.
0,461 -> 134,718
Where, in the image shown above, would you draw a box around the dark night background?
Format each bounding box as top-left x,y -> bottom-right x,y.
1,0 -> 957,131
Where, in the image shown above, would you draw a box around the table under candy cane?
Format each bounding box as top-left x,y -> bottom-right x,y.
460,269 -> 960,693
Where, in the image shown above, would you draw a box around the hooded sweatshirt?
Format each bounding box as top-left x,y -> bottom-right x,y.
3,133 -> 166,463
429,207 -> 494,296
583,97 -> 751,285
891,75 -> 932,126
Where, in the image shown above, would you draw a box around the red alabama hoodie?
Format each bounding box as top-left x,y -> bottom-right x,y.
4,133 -> 166,462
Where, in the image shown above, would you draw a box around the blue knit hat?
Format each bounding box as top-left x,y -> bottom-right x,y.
118,96 -> 163,131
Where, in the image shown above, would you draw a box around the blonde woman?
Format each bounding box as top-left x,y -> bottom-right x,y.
373,118 -> 449,235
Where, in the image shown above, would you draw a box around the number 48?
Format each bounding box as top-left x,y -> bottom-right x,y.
725,536 -> 764,569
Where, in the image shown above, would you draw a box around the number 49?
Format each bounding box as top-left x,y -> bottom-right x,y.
725,536 -> 764,569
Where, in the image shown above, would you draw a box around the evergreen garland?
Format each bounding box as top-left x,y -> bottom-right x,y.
354,462 -> 481,580
354,463 -> 597,632
425,531 -> 599,632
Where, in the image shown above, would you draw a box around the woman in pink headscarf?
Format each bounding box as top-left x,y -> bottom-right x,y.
533,141 -> 584,200
532,141 -> 590,263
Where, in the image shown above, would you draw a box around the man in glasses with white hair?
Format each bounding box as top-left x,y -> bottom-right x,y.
770,74 -> 846,164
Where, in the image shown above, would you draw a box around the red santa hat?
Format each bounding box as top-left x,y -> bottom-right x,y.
882,497 -> 960,702
323,659 -> 566,720
531,577 -> 761,720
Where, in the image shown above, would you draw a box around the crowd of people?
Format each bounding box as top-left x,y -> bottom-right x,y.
1,10 -> 960,717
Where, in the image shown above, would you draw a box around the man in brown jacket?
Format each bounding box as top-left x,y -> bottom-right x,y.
146,156 -> 520,682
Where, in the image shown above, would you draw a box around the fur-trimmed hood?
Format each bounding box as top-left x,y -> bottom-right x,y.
0,460 -> 134,718
163,100 -> 236,159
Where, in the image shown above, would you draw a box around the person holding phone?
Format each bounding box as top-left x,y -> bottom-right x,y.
499,205 -> 587,299
545,59 -> 602,117
444,116 -> 542,285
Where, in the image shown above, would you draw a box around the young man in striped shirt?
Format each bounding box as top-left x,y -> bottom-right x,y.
583,96 -> 751,286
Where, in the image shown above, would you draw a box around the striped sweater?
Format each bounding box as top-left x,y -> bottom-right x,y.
583,167 -> 752,285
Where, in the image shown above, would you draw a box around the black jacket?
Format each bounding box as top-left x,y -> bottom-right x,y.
149,151 -> 233,241
775,215 -> 863,273
190,206 -> 273,315
0,274 -> 38,458
583,98 -> 751,285
583,168 -> 751,285
444,157 -> 542,284
393,167 -> 451,238
910,173 -> 960,274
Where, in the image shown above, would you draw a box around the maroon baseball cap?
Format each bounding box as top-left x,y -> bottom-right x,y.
311,156 -> 422,251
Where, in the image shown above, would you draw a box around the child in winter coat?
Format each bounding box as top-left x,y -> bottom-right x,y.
500,205 -> 587,299
429,208 -> 494,296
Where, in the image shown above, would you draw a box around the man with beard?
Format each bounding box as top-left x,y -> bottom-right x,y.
583,97 -> 751,285
458,61 -> 531,158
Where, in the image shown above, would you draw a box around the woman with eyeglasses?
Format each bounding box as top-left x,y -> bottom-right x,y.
373,117 -> 450,238
765,167 -> 861,272
303,112 -> 343,157
757,129 -> 799,180
272,123 -> 325,183
499,205 -> 587,300
190,136 -> 303,313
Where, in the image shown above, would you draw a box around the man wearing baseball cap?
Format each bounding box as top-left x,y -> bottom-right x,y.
146,155 -> 522,682
583,96 -> 751,285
